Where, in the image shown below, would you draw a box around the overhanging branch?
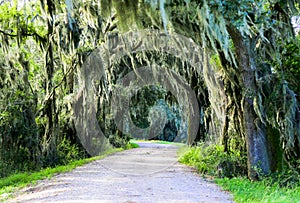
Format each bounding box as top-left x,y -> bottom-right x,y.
0,29 -> 46,44
0,29 -> 17,37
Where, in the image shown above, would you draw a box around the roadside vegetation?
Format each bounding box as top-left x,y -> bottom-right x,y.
177,32 -> 300,203
178,144 -> 300,203
0,142 -> 138,201
215,177 -> 300,203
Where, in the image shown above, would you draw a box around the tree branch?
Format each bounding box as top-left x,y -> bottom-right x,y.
0,29 -> 46,43
0,29 -> 17,37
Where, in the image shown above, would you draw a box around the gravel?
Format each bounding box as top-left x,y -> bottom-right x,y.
8,142 -> 234,203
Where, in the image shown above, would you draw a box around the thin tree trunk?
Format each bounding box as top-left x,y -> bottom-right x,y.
42,0 -> 57,159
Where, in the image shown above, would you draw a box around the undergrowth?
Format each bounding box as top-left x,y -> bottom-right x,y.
215,176 -> 300,203
178,143 -> 247,177
178,143 -> 300,203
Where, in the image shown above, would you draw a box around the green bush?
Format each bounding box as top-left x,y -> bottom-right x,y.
108,131 -> 131,148
0,88 -> 40,177
179,143 -> 247,177
56,137 -> 87,165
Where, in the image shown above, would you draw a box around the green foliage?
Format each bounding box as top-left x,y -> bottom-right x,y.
112,0 -> 140,31
179,143 -> 247,177
0,0 -> 299,183
276,35 -> 300,100
129,85 -> 182,141
130,85 -> 166,129
0,0 -> 114,178
215,176 -> 300,203
0,147 -> 122,201
125,141 -> 140,149
0,1 -> 46,47
108,131 -> 131,148
61,0 -> 300,179
0,75 -> 39,177
56,137 -> 87,165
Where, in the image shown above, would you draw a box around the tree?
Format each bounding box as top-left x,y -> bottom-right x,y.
0,0 -> 108,175
106,0 -> 300,179
0,0 -> 299,180
171,0 -> 300,179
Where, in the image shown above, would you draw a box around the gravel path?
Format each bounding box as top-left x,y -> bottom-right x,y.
8,142 -> 234,203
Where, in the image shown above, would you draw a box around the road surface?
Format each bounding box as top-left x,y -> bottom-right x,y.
8,142 -> 233,203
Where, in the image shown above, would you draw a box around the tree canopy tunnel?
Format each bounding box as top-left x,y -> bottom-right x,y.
1,0 -> 300,180
107,50 -> 214,144
73,30 -> 230,155
73,0 -> 300,180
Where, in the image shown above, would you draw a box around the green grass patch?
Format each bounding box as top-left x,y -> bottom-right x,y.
177,145 -> 189,157
0,147 -> 122,201
215,177 -> 300,203
151,140 -> 174,144
131,139 -> 185,147
178,144 -> 300,203
126,141 -> 140,149
151,140 -> 185,147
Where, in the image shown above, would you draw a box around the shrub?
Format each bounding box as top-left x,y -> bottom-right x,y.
56,137 -> 87,165
179,143 -> 247,177
108,131 -> 131,148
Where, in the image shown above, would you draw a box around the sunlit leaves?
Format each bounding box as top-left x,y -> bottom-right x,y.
0,1 -> 46,45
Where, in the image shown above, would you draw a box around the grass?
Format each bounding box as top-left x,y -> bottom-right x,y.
178,145 -> 300,203
131,139 -> 186,147
126,141 -> 140,148
215,177 -> 300,203
176,145 -> 190,158
0,144 -> 139,201
153,140 -> 185,146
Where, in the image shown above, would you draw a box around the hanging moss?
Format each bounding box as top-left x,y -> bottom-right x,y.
100,0 -> 112,18
112,0 -> 139,31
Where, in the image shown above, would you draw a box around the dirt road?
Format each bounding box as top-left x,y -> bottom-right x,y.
8,142 -> 233,203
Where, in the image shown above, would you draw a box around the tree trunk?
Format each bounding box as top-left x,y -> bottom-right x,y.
228,26 -> 270,180
42,0 -> 58,159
